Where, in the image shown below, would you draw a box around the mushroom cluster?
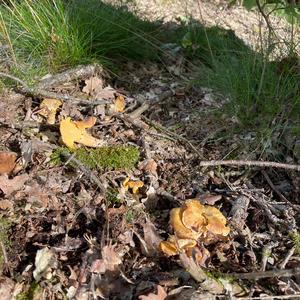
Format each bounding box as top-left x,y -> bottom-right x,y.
159,199 -> 230,257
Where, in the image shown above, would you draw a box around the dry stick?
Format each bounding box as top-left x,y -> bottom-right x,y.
261,169 -> 295,209
230,267 -> 300,280
36,63 -> 102,90
199,160 -> 300,172
241,294 -> 300,300
278,247 -> 295,270
0,71 -> 108,106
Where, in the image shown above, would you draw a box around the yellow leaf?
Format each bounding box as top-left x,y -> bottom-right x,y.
38,98 -> 62,124
59,117 -> 104,149
110,95 -> 126,113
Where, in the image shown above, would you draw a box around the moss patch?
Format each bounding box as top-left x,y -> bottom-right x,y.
0,217 -> 12,269
51,145 -> 140,170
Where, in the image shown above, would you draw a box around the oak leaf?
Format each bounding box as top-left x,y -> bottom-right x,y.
59,116 -> 104,149
0,151 -> 17,175
38,98 -> 62,124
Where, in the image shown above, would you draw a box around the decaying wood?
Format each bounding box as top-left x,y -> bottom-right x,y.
229,195 -> 250,231
199,160 -> 300,171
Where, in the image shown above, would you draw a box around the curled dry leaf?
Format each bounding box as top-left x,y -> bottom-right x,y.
38,98 -> 62,124
0,151 -> 17,175
123,178 -> 144,194
139,285 -> 167,300
159,199 -> 230,258
59,116 -> 104,149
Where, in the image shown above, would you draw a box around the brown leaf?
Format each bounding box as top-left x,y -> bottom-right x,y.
139,285 -> 167,300
95,86 -> 116,100
0,151 -> 17,175
0,200 -> 13,210
82,76 -> 103,95
0,276 -> 15,300
142,220 -> 163,256
90,245 -> 122,274
0,174 -> 29,196
109,95 -> 126,113
139,159 -> 158,176
38,98 -> 62,124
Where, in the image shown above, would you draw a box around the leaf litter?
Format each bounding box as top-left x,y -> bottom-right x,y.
0,59 -> 300,300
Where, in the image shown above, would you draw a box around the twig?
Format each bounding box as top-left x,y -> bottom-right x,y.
230,267 -> 300,280
261,169 -> 295,209
278,247 -> 295,270
240,294 -> 300,300
0,240 -> 12,277
199,160 -> 300,171
61,151 -> 106,193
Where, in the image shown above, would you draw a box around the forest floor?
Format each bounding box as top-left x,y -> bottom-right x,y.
1,1 -> 300,300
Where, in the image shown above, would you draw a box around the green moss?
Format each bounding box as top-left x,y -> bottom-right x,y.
50,145 -> 140,170
0,217 -> 12,268
16,282 -> 41,300
106,188 -> 121,205
290,231 -> 300,255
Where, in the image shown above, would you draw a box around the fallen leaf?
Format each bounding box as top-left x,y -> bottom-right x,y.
139,159 -> 158,176
90,245 -> 122,274
0,200 -> 13,210
0,276 -> 15,300
0,174 -> 29,196
82,76 -> 103,95
142,220 -> 163,256
109,95 -> 126,113
59,116 -> 104,149
0,151 -> 17,175
38,98 -> 62,124
33,247 -> 56,281
123,178 -> 144,194
95,86 -> 116,100
139,285 -> 167,300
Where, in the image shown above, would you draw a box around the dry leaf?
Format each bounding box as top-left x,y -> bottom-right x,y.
139,159 -> 158,176
82,76 -> 103,95
38,98 -> 62,124
0,174 -> 29,196
90,245 -> 122,274
142,220 -> 163,256
123,178 -> 144,194
139,285 -> 167,300
0,200 -> 13,210
60,116 -> 104,149
109,95 -> 126,113
0,151 -> 17,175
33,247 -> 56,281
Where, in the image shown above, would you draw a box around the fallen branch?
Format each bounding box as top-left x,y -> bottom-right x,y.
0,71 -> 108,106
199,160 -> 300,171
230,267 -> 300,280
36,63 -> 102,89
